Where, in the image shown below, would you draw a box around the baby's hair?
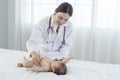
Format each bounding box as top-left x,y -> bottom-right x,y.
54,63 -> 67,75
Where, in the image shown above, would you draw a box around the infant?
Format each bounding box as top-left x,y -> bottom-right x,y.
17,51 -> 73,75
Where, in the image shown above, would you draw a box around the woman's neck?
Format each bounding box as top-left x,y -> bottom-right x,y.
56,26 -> 60,33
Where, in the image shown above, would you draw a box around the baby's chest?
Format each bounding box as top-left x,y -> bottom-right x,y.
41,59 -> 51,67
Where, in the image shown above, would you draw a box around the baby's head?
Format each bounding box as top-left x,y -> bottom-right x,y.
50,61 -> 67,75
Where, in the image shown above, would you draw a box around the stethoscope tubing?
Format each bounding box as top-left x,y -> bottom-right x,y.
47,17 -> 66,45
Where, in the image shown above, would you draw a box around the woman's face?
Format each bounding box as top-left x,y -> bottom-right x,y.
54,12 -> 70,27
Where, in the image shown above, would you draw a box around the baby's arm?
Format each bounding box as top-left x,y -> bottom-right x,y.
62,56 -> 73,64
27,65 -> 49,72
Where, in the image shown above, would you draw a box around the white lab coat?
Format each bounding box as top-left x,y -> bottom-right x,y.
26,15 -> 73,59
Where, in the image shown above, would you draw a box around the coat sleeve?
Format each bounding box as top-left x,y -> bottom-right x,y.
59,22 -> 73,57
26,18 -> 48,53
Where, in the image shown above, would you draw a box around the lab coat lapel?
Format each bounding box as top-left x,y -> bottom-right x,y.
54,26 -> 64,44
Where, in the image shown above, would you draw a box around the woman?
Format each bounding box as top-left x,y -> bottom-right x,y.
26,2 -> 73,59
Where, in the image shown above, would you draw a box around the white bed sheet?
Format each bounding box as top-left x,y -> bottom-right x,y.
0,48 -> 120,80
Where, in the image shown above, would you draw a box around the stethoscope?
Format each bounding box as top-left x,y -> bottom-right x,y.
47,17 -> 66,45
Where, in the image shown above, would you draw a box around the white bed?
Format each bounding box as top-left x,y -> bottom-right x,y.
0,48 -> 120,80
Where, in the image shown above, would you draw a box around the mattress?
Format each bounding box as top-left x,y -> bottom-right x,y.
0,48 -> 120,80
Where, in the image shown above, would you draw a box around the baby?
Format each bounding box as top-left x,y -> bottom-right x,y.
17,51 -> 73,75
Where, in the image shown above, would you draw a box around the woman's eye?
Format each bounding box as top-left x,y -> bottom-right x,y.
64,19 -> 68,22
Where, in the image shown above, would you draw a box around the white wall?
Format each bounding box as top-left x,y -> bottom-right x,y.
0,0 -> 8,48
8,0 -> 16,50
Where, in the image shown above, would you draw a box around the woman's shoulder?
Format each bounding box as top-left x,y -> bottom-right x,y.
34,16 -> 50,29
67,21 -> 73,27
37,16 -> 50,24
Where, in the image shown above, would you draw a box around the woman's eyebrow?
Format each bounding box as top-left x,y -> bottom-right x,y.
59,16 -> 69,20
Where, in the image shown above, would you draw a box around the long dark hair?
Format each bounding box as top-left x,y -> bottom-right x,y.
55,2 -> 73,16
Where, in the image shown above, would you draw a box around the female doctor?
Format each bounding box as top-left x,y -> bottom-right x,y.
26,2 -> 73,59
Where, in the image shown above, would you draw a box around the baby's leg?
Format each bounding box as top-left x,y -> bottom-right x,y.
17,56 -> 27,67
